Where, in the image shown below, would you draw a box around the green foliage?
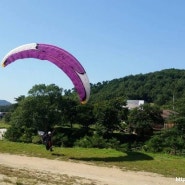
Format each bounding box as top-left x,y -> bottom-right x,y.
52,132 -> 64,147
5,84 -> 67,142
75,134 -> 107,148
93,99 -> 124,134
145,135 -> 164,152
19,127 -> 35,143
28,84 -> 63,97
90,68 -> 185,107
4,112 -> 11,123
74,134 -> 121,149
4,69 -> 185,155
146,119 -> 185,154
173,96 -> 185,115
106,138 -> 121,150
32,135 -> 42,144
75,104 -> 95,128
0,105 -> 12,112
60,98 -> 78,128
0,121 -> 10,129
4,123 -> 23,142
163,128 -> 185,154
128,104 -> 164,136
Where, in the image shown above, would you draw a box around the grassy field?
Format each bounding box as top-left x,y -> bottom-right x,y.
0,140 -> 184,178
0,120 -> 10,128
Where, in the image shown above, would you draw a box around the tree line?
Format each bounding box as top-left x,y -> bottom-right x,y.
90,68 -> 185,107
2,68 -> 185,154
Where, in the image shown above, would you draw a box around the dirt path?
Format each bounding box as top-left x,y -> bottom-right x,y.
0,153 -> 176,185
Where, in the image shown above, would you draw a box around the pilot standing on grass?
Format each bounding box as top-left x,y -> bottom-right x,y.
43,131 -> 53,152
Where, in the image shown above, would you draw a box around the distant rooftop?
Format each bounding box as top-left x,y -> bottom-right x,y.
125,100 -> 145,109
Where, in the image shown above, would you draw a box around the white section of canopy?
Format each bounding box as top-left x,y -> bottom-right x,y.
77,72 -> 90,103
1,43 -> 37,66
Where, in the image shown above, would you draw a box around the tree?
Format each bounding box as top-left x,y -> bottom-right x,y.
5,84 -> 64,142
163,128 -> 184,154
60,97 -> 78,128
93,100 -> 122,134
5,97 -> 37,142
89,69 -> 185,107
28,84 -> 63,100
128,104 -> 164,136
76,104 -> 95,129
146,116 -> 185,154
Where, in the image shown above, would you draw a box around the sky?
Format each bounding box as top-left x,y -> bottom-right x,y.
0,0 -> 185,103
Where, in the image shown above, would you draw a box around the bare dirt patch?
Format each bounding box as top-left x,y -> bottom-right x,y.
0,153 -> 176,185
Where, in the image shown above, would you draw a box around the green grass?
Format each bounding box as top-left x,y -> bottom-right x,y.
0,120 -> 10,128
0,140 -> 184,177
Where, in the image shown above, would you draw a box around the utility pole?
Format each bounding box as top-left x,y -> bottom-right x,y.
173,93 -> 175,111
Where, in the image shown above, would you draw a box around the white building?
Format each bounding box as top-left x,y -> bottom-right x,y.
125,100 -> 145,110
0,128 -> 7,140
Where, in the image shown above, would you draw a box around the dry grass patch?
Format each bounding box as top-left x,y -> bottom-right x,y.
0,165 -> 96,185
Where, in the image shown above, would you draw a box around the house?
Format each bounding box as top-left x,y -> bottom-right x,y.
125,100 -> 145,110
154,109 -> 178,130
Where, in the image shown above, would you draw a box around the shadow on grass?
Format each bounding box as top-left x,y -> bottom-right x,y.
51,153 -> 65,157
70,152 -> 153,162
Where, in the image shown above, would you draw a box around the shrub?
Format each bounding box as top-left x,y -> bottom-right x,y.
145,135 -> 163,153
75,134 -> 107,148
75,134 -> 122,149
74,135 -> 92,148
32,135 -> 42,144
52,133 -> 65,147
119,143 -> 131,152
19,134 -> 32,143
106,138 -> 120,149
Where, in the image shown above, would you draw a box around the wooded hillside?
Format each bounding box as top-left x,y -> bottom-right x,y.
2,68 -> 185,155
90,68 -> 185,107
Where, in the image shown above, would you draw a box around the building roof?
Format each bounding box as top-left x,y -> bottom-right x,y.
125,100 -> 145,109
162,109 -> 178,119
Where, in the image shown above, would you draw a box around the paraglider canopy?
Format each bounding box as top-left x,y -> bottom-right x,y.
1,43 -> 90,104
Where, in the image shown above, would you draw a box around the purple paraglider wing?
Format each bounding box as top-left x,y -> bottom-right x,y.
1,43 -> 90,103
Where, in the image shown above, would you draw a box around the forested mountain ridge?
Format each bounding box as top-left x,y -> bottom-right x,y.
0,100 -> 11,106
89,68 -> 185,106
1,68 -> 185,108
